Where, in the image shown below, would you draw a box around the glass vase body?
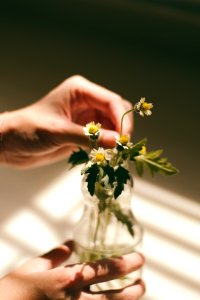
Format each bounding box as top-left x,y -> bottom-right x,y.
73,176 -> 143,290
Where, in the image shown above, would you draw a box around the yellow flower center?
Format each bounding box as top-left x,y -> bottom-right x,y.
88,125 -> 99,134
142,102 -> 152,111
119,135 -> 129,145
95,153 -> 105,162
140,146 -> 147,155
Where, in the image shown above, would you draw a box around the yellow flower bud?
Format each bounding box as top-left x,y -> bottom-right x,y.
142,102 -> 153,111
95,153 -> 105,162
88,124 -> 99,134
119,135 -> 129,145
140,146 -> 147,155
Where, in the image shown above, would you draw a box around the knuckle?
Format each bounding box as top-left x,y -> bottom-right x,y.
114,94 -> 123,103
123,99 -> 133,109
68,75 -> 85,84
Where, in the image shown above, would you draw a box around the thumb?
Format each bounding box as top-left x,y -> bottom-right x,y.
18,241 -> 74,274
66,125 -> 118,149
98,129 -> 118,148
60,122 -> 118,149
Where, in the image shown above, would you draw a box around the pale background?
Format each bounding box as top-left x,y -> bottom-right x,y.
0,1 -> 200,299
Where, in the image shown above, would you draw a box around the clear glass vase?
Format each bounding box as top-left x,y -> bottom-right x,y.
73,175 -> 143,291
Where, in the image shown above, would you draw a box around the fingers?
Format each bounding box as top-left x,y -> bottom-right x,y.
65,123 -> 118,149
29,252 -> 144,300
18,241 -> 74,274
98,129 -> 118,148
40,240 -> 74,269
65,252 -> 144,290
80,279 -> 145,300
66,75 -> 133,134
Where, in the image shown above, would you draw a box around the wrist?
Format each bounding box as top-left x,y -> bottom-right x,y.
0,110 -> 19,166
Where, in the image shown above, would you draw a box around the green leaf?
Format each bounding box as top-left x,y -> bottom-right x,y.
135,148 -> 179,176
68,147 -> 89,167
114,166 -> 131,199
143,157 -> 178,176
103,165 -> 115,184
145,149 -> 163,160
129,138 -> 147,160
114,185 -> 123,199
135,160 -> 144,176
133,138 -> 147,150
112,207 -> 134,236
85,164 -> 99,196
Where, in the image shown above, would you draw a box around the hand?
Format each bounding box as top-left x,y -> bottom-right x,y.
0,241 -> 145,300
0,75 -> 133,168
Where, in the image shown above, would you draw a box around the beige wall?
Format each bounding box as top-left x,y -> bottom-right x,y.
0,1 -> 199,299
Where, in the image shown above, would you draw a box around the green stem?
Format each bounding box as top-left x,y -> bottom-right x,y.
120,107 -> 135,136
93,214 -> 101,245
100,204 -> 111,247
89,139 -> 97,150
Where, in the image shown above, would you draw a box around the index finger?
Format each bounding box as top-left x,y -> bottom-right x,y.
67,76 -> 134,134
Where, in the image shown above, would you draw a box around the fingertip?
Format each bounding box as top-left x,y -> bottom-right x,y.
134,279 -> 146,295
132,252 -> 145,268
98,129 -> 117,148
135,252 -> 145,265
121,252 -> 145,272
63,240 -> 75,251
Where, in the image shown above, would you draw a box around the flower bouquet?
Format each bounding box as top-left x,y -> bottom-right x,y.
68,98 -> 178,289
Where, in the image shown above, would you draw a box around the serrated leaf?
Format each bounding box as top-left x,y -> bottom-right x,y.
145,149 -> 163,160
134,147 -> 179,176
114,166 -> 131,199
114,185 -> 124,199
115,166 -> 131,183
103,165 -> 115,184
142,156 -> 178,176
68,147 -> 89,167
85,164 -> 99,196
112,207 -> 134,236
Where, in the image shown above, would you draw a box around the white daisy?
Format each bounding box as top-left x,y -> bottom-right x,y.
134,97 -> 153,117
83,122 -> 101,140
90,147 -> 108,165
116,135 -> 133,150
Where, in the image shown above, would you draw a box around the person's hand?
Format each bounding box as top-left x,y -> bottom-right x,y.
0,241 -> 145,300
0,75 -> 133,168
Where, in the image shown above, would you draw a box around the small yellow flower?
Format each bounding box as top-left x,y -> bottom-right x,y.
88,124 -> 100,134
95,152 -> 105,162
119,135 -> 129,146
90,148 -> 108,165
142,102 -> 153,111
140,146 -> 147,155
84,122 -> 101,140
134,97 -> 153,117
116,135 -> 132,150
